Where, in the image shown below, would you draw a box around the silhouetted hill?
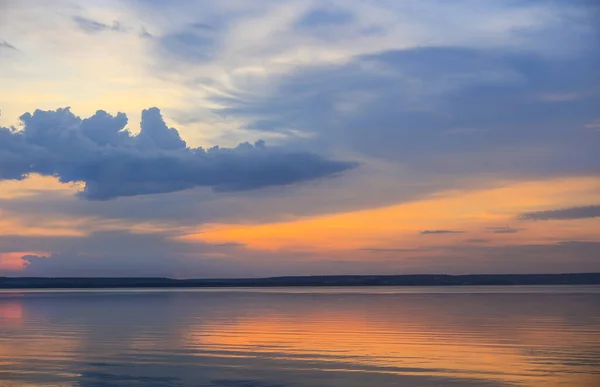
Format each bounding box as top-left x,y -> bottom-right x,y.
1,273 -> 600,289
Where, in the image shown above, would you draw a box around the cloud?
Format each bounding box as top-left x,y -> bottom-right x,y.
420,230 -> 465,235
16,237 -> 600,277
585,120 -> 600,130
11,238 -> 380,278
72,16 -> 127,34
214,242 -> 245,248
158,23 -> 220,62
0,107 -> 357,200
296,7 -> 354,28
3,230 -> 257,277
465,239 -> 489,243
21,253 -> 184,277
359,248 -> 420,253
0,40 -> 17,50
519,205 -> 600,221
216,41 -> 600,180
487,227 -> 521,234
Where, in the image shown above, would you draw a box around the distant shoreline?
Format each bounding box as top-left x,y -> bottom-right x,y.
1,273 -> 600,289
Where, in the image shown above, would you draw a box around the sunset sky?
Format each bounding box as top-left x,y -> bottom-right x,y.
0,0 -> 598,277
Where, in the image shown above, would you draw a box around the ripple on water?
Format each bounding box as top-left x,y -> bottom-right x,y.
0,286 -> 599,387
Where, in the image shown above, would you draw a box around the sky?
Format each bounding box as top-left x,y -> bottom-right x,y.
0,0 -> 599,278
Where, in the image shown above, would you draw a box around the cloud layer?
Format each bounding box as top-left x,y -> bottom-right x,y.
0,108 -> 357,200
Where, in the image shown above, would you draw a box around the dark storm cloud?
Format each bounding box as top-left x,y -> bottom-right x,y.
519,205 -> 600,220
421,230 -> 465,235
0,107 -> 357,200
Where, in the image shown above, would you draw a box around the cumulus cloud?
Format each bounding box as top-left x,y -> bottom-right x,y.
0,107 -> 357,200
420,230 -> 464,235
519,205 -> 600,221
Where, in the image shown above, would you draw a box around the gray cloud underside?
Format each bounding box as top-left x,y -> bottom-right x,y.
520,205 -> 600,220
0,107 -> 357,200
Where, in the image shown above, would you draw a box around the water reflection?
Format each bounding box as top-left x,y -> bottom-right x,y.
1,287 -> 599,386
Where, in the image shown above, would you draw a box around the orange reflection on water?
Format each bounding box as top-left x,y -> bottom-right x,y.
185,295 -> 600,387
0,296 -> 81,371
0,303 -> 22,321
0,298 -> 23,324
0,289 -> 598,386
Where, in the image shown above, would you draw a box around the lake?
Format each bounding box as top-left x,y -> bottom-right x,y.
1,286 -> 599,386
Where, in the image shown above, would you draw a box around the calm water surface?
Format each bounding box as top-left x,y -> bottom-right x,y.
1,286 -> 599,387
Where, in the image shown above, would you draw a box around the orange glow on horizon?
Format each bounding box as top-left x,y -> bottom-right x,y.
179,176 -> 600,252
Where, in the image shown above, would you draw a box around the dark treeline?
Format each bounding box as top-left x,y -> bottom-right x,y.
1,273 -> 600,289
